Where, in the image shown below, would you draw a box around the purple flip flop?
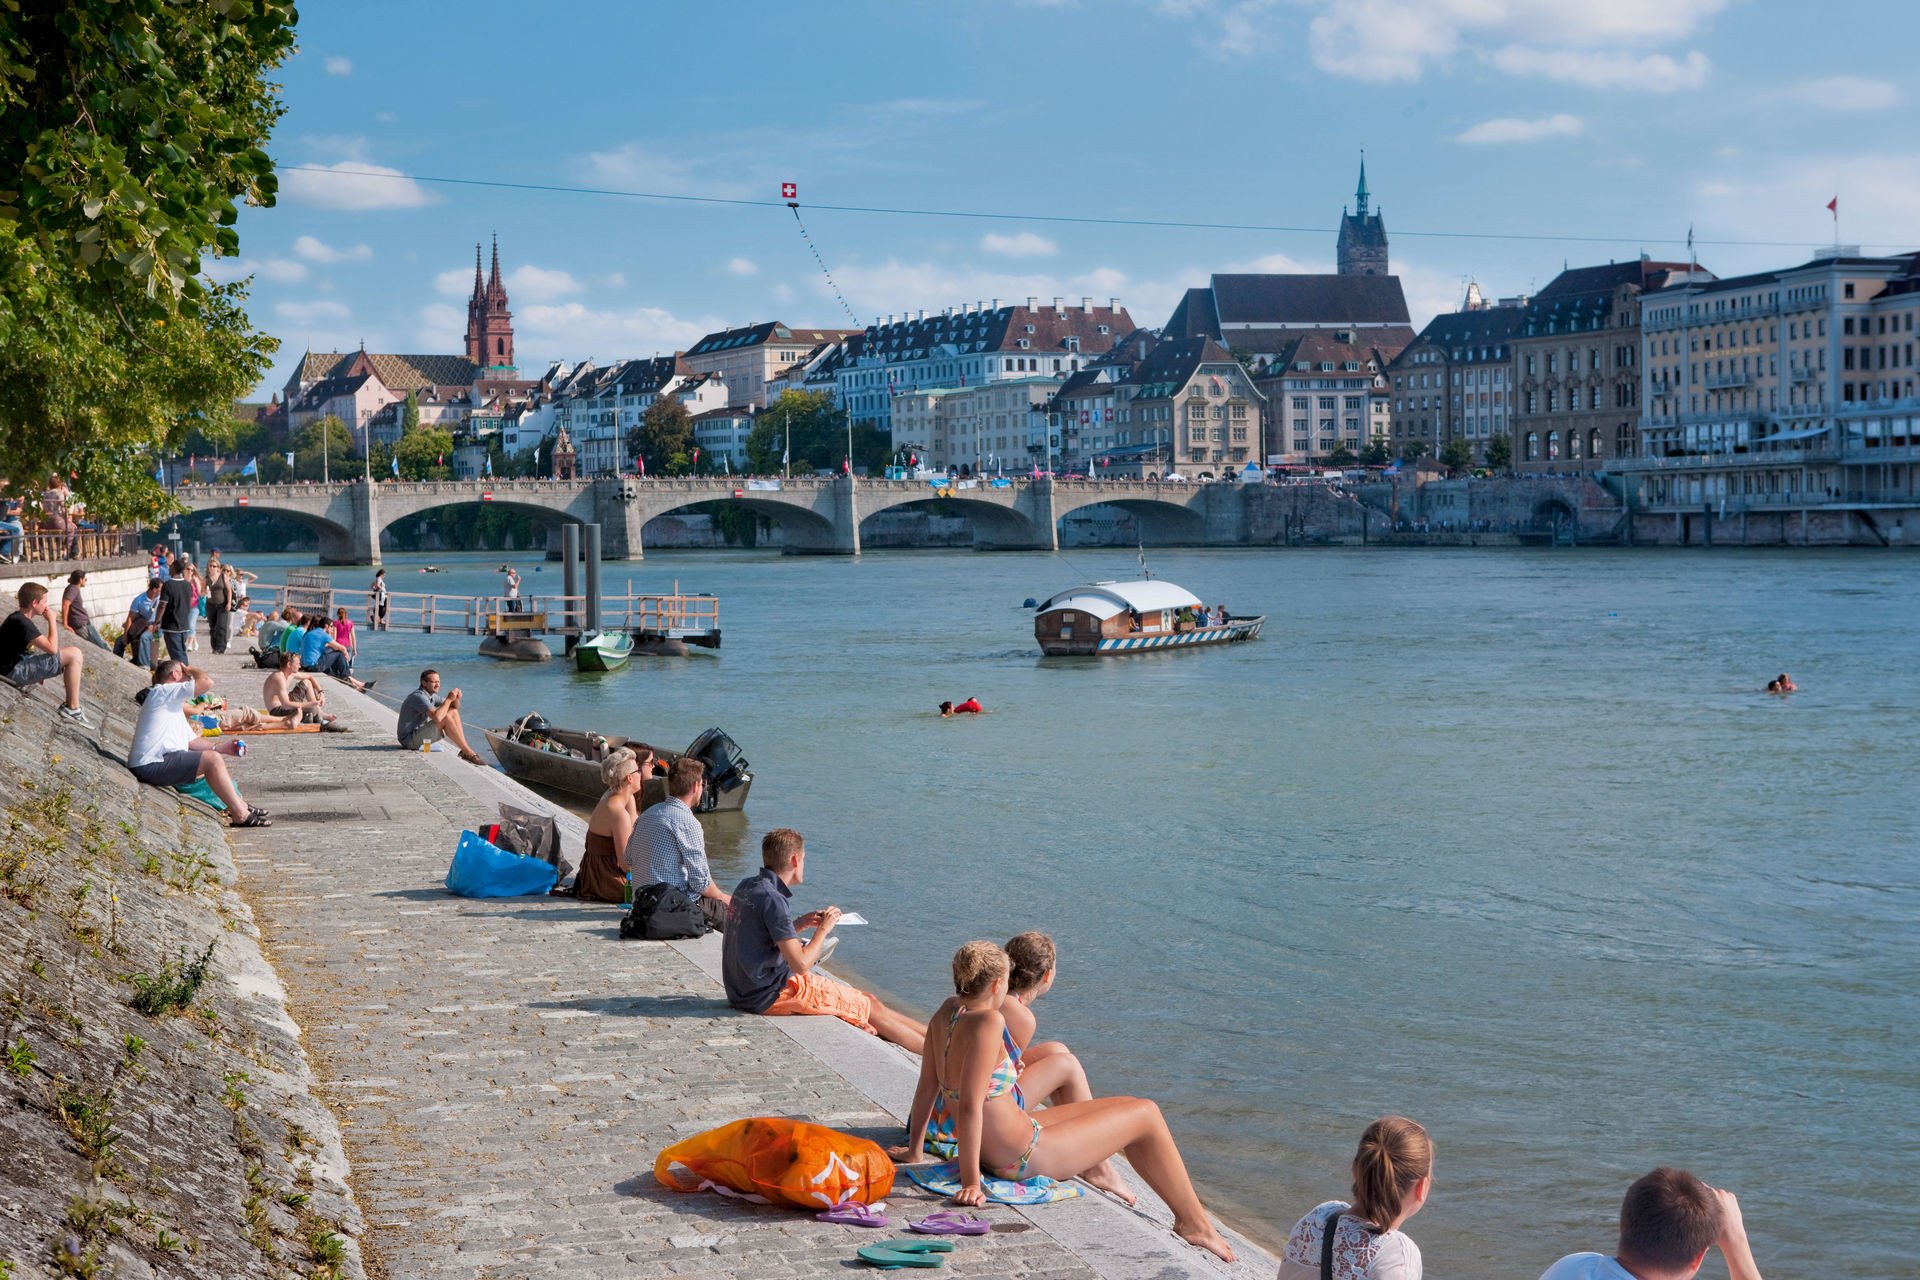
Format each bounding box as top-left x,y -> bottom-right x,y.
908,1211 -> 992,1235
817,1201 -> 890,1228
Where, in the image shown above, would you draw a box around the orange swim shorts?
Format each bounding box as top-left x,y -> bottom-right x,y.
764,971 -> 878,1035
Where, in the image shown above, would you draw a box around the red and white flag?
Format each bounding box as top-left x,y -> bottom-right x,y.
1827,196 -> 1838,219
781,182 -> 797,200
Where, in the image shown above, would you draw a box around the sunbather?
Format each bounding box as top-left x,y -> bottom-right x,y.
262,650 -> 334,723
896,941 -> 1233,1263
129,661 -> 269,828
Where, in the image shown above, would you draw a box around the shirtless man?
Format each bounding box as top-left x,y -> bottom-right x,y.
262,650 -> 334,723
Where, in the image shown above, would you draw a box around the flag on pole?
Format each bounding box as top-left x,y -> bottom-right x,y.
637,454 -> 645,476
154,462 -> 165,482
284,452 -> 295,468
692,448 -> 700,468
484,453 -> 493,476
1826,195 -> 1838,218
390,454 -> 399,477
241,457 -> 258,477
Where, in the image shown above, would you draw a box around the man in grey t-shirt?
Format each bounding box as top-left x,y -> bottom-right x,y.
395,669 -> 482,764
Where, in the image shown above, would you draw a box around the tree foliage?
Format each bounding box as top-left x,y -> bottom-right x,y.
1360,437 -> 1392,467
394,420 -> 454,481
1484,432 -> 1513,471
1399,440 -> 1432,464
1440,436 -> 1475,473
1325,442 -> 1357,468
745,390 -> 887,475
0,1 -> 294,520
629,397 -> 693,474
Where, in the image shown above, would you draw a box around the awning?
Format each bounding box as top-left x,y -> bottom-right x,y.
1754,425 -> 1829,444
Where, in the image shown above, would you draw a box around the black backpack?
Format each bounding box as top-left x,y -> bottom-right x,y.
620,883 -> 708,941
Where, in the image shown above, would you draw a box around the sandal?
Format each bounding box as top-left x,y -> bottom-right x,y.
816,1201 -> 889,1228
907,1212 -> 990,1235
458,749 -> 484,766
856,1238 -> 955,1270
231,811 -> 272,828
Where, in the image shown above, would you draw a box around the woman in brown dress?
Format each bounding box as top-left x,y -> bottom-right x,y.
575,745 -> 649,902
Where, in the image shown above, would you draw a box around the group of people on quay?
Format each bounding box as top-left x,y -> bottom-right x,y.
0,550 -> 1774,1278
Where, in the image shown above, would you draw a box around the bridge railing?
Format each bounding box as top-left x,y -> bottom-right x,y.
2,528 -> 145,565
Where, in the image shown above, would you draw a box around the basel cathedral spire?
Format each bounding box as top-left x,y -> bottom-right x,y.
465,233 -> 516,373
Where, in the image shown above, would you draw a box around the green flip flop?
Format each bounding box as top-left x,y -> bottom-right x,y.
856,1237 -> 958,1270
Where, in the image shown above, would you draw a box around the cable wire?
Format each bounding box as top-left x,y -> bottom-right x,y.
278,164 -> 1900,251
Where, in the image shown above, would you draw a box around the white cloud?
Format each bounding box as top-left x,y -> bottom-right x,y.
1777,76 -> 1901,112
1489,46 -> 1711,92
981,232 -> 1059,258
324,56 -> 352,77
280,161 -> 437,211
1692,151 -> 1920,256
292,234 -> 372,264
203,256 -> 307,284
579,143 -> 753,198
505,265 -> 583,302
416,303 -> 464,352
433,267 -> 474,297
1307,0 -> 1726,83
514,302 -> 724,361
601,272 -> 628,289
1152,0 -> 1283,59
772,283 -> 796,304
274,299 -> 351,323
1456,113 -> 1585,144
726,257 -> 758,276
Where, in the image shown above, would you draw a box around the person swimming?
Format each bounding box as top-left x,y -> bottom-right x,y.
939,697 -> 984,717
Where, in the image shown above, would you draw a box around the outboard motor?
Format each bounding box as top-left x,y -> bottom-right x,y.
684,727 -> 750,812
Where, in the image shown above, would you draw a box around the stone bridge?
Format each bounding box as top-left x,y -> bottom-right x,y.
173,475 -> 1255,564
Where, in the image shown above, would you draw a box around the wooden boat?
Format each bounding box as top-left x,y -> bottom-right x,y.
1033,580 -> 1264,656
573,631 -> 634,672
481,716 -> 752,813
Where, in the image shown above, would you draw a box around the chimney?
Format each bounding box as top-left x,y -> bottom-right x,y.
917,309 -> 925,320
1109,298 -> 1119,311
1081,297 -> 1091,313
1052,296 -> 1063,310
1026,296 -> 1037,309
991,297 -> 1000,310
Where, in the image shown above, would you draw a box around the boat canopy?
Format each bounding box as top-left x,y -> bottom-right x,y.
1035,580 -> 1204,620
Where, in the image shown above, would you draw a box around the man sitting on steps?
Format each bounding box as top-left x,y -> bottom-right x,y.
396,669 -> 483,765
262,650 -> 335,724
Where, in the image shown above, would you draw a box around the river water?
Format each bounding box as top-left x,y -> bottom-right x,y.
241,545 -> 1918,1277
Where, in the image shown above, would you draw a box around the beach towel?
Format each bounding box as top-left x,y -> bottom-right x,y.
655,1117 -> 895,1209
174,776 -> 228,812
903,1159 -> 1081,1205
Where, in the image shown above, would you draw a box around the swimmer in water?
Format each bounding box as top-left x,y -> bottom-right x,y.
1777,672 -> 1796,692
938,697 -> 984,717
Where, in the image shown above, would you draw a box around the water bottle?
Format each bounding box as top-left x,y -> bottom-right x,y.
622,877 -> 634,906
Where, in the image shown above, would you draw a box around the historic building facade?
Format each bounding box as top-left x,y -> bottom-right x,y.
465,235 -> 517,377
1387,292 -> 1526,462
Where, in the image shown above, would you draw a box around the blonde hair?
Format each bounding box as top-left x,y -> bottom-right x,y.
1350,1116 -> 1432,1230
599,747 -> 640,787
951,941 -> 1010,998
1005,932 -> 1056,994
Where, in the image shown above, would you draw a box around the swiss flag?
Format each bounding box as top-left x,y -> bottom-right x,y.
781,182 -> 797,200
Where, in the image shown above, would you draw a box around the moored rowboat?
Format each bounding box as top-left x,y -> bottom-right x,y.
573,632 -> 634,672
481,716 -> 752,812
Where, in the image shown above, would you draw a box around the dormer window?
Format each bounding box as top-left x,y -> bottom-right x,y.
1096,325 -> 1110,335
1024,324 -> 1035,334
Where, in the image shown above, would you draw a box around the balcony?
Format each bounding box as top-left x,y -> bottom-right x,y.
1704,371 -> 1752,389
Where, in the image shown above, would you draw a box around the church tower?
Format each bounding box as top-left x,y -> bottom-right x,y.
1337,156 -> 1389,277
465,235 -> 517,374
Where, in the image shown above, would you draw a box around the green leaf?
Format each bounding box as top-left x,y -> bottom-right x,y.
82,196 -> 104,219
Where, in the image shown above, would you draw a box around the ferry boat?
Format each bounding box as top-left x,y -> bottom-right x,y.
1032,581 -> 1264,656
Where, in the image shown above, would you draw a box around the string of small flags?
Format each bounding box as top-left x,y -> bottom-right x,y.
785,183 -> 860,327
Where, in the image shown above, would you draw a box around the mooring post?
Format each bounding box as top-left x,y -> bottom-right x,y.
583,523 -> 603,642
561,523 -> 580,653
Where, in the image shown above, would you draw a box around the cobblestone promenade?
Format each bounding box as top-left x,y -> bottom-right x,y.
202,653 -> 1273,1279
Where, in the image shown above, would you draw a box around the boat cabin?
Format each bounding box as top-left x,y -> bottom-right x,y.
1033,581 -> 1209,656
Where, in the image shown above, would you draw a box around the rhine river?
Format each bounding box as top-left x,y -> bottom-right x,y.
244,544 -> 1917,1276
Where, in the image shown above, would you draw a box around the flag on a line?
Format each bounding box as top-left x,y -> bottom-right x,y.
781,182 -> 797,200
240,457 -> 258,477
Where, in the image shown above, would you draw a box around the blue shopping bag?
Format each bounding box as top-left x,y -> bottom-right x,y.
445,829 -> 557,898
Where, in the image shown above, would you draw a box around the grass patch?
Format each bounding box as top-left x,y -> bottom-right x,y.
127,940 -> 218,1017
5,1037 -> 33,1078
52,1082 -> 121,1178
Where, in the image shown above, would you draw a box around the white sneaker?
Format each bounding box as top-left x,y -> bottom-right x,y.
57,705 -> 95,729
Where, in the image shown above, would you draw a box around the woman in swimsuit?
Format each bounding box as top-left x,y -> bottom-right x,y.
575,745 -> 648,902
897,941 -> 1234,1264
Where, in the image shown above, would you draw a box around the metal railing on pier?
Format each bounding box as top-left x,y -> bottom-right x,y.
248,581 -> 719,640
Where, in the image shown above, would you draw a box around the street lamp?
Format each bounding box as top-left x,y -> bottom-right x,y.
359,409 -> 373,485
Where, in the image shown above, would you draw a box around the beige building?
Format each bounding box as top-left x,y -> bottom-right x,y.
1387,293 -> 1525,463
681,321 -> 860,409
1115,337 -> 1263,475
1511,259 -> 1698,473
891,377 -> 1061,475
1253,330 -> 1396,463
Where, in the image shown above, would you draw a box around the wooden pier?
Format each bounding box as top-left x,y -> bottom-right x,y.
253,576 -> 721,647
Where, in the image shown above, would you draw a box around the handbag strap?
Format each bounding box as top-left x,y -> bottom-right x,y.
1320,1208 -> 1341,1280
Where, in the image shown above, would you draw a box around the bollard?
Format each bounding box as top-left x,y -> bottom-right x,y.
561,524 -> 580,653
584,523 -> 603,641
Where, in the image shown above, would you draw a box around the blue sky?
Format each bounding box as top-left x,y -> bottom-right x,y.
219,0 -> 1920,398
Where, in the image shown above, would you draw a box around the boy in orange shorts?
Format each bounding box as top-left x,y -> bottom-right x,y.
721,828 -> 925,1054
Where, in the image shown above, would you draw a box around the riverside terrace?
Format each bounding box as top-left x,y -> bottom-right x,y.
157,648 -> 1279,1278
171,476 -> 1301,561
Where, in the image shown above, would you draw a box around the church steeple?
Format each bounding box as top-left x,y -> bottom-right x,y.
1355,152 -> 1369,218
1337,157 -> 1389,277
464,234 -> 517,374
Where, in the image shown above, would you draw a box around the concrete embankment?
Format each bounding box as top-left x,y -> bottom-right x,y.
0,650 -> 366,1278
193,648 -> 1277,1278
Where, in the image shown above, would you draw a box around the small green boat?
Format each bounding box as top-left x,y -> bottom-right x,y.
573,631 -> 634,672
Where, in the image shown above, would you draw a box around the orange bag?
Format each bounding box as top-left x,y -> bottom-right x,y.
654,1117 -> 896,1209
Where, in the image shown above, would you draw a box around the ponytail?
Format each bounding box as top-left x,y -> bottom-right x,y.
1349,1116 -> 1431,1231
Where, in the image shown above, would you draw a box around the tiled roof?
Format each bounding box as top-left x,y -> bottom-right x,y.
1221,324 -> 1414,358
686,321 -> 859,356
298,351 -> 482,391
1403,307 -> 1525,361
1162,288 -> 1215,339
1534,260 -> 1692,300
1210,273 -> 1411,326
1119,336 -> 1237,397
1254,330 -> 1401,379
856,303 -> 1134,363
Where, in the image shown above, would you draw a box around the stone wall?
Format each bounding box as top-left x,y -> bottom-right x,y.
0,660 -> 365,1278
0,561 -> 153,638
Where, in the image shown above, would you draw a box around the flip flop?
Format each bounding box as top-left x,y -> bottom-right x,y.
816,1201 -> 889,1228
907,1212 -> 991,1235
856,1237 -> 956,1270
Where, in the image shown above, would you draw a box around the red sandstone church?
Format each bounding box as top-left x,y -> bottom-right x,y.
262,236 -> 536,445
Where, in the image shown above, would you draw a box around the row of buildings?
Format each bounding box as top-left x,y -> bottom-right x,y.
258,169 -> 1920,511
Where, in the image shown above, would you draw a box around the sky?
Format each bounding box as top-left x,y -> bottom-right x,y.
216,0 -> 1920,399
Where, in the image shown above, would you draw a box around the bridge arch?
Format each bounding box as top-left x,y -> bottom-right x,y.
1052,489 -> 1209,545
644,495 -> 841,553
856,493 -> 1051,551
173,495 -> 361,563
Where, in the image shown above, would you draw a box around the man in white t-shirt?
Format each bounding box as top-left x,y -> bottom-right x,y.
1538,1166 -> 1763,1280
128,661 -> 270,828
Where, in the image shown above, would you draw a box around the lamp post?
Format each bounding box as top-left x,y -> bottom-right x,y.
321,417 -> 330,484
359,409 -> 373,485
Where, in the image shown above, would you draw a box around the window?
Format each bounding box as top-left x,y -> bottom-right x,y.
1292,397 -> 1308,412
1525,431 -> 1538,460
1319,396 -> 1336,410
